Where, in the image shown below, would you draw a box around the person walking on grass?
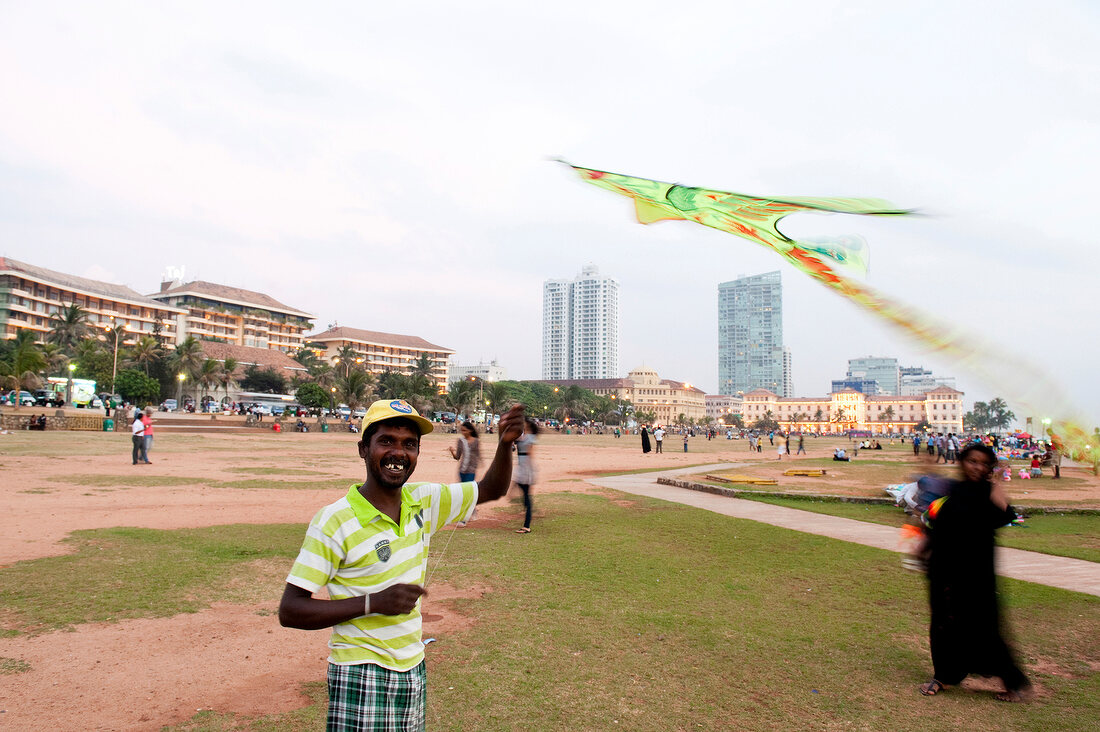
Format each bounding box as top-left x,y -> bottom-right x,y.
514,417 -> 539,534
280,399 -> 525,731
448,421 -> 481,483
448,421 -> 481,525
141,406 -> 155,463
918,443 -> 1032,702
131,409 -> 150,464
796,433 -> 806,455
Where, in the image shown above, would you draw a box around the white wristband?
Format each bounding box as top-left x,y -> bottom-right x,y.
364,593 -> 371,615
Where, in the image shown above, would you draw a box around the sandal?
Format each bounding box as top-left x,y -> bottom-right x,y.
515,527 -> 531,533
995,687 -> 1032,703
919,679 -> 945,696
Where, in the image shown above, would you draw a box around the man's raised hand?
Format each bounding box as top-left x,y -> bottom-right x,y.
497,404 -> 525,444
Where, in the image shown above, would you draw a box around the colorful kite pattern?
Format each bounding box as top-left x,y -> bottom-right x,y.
563,161 -> 1094,460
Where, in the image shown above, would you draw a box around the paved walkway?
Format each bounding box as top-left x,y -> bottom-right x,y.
591,463 -> 1100,598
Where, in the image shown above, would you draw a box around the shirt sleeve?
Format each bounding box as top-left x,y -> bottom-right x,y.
421,482 -> 478,535
286,508 -> 345,593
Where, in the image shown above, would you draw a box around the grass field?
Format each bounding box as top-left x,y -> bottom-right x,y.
740,495 -> 1100,564
2,493 -> 1097,730
2,429 -> 1097,730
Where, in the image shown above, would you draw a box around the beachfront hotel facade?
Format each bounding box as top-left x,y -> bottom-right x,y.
539,366 -> 706,426
150,279 -> 315,353
306,326 -> 454,391
740,385 -> 965,434
0,257 -> 186,343
542,264 -> 620,380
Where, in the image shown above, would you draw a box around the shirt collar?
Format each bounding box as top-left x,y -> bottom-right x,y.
346,483 -> 425,536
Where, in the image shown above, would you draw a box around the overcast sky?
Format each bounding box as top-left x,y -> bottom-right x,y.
2,2 -> 1097,424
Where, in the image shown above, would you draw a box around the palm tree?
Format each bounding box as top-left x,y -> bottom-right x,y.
410,353 -> 436,380
555,385 -> 588,423
813,407 -> 825,425
309,362 -> 336,391
198,359 -> 222,406
338,369 -> 376,409
170,336 -> 204,381
39,343 -> 70,378
127,336 -> 161,376
443,379 -> 477,420
332,345 -> 360,378
219,357 -> 239,404
292,347 -> 321,371
484,381 -> 512,417
47,302 -> 90,351
8,331 -> 46,390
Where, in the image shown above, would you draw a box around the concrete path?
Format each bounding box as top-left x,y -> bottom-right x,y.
591,463 -> 1100,598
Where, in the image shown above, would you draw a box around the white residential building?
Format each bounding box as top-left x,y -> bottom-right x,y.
449,359 -> 507,384
542,265 -> 620,380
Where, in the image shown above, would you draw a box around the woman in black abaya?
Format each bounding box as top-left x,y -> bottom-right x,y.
640,425 -> 651,454
919,443 -> 1031,701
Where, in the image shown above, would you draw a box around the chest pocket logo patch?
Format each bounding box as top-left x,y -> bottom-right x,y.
375,539 -> 391,562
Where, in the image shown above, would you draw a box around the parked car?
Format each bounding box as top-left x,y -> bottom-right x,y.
5,390 -> 36,407
33,390 -> 65,407
161,398 -> 178,412
352,407 -> 367,419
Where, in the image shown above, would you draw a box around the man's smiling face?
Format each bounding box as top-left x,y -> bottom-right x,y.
359,421 -> 420,490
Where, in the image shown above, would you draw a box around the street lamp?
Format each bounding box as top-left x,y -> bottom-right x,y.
176,372 -> 186,407
330,386 -> 337,413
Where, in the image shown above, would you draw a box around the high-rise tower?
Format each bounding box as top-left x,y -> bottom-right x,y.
542,265 -> 620,380
717,271 -> 786,396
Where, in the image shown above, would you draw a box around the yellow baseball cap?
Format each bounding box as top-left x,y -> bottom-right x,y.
360,399 -> 434,435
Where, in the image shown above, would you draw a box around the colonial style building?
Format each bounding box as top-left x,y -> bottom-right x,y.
540,366 -> 706,426
306,326 -> 454,391
705,393 -> 744,423
0,257 -> 185,343
150,279 -> 314,353
739,385 -> 964,434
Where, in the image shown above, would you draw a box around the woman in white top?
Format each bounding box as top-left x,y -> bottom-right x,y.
514,418 -> 539,534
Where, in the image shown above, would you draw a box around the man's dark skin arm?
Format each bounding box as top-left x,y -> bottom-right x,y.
279,582 -> 426,629
475,404 -> 525,504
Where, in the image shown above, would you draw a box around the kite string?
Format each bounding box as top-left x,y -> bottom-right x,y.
424,519 -> 462,588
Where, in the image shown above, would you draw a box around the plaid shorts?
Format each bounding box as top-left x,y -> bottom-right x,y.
327,660 -> 427,731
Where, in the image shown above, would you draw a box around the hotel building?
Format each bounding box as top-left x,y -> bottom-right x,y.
150,279 -> 315,353
0,257 -> 185,343
307,326 -> 454,391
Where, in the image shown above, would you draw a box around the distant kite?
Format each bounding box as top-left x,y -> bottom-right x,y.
561,161 -> 1092,455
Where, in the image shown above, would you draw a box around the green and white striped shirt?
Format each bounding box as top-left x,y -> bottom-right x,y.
286,481 -> 477,670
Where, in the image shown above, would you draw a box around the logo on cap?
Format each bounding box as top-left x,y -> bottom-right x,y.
389,400 -> 413,414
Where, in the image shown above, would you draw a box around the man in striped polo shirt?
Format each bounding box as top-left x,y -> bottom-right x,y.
279,398 -> 524,731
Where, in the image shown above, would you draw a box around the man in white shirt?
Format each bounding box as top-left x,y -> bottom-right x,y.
130,412 -> 148,465
653,426 -> 665,453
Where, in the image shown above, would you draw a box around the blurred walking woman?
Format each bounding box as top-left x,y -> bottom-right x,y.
514,418 -> 539,534
448,421 -> 481,482
919,443 -> 1031,701
641,425 -> 651,454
